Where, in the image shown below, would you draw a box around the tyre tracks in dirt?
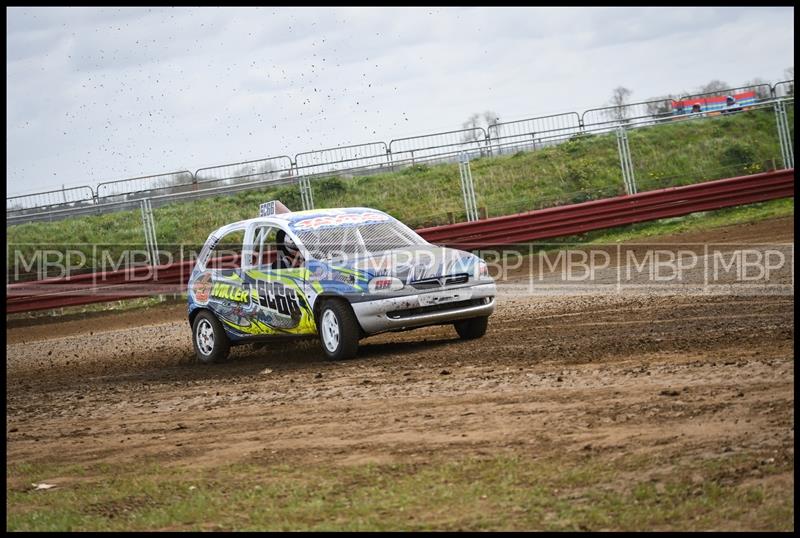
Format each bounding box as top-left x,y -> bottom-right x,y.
6,217 -> 794,482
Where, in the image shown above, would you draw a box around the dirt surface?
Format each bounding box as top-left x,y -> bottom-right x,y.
6,217 -> 795,494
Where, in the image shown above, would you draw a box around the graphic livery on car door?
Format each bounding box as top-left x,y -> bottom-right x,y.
190,265 -> 317,340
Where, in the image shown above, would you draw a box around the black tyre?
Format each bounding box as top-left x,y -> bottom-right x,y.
318,300 -> 360,361
454,316 -> 489,340
192,310 -> 231,364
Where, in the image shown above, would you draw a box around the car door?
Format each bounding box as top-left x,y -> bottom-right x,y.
239,222 -> 317,335
192,225 -> 254,340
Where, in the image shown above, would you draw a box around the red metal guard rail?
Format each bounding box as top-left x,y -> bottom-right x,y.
6,169 -> 794,313
417,169 -> 794,247
6,256 -> 239,313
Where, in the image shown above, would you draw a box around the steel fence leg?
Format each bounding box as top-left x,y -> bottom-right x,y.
774,100 -> 794,169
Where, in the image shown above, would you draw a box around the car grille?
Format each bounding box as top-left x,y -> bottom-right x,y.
387,298 -> 489,319
409,273 -> 469,290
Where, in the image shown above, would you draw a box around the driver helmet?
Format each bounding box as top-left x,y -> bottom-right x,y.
284,234 -> 299,255
726,95 -> 736,105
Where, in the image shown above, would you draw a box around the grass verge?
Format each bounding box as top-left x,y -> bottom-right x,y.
6,450 -> 793,531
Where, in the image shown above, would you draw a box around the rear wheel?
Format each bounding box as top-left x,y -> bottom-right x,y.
192,310 -> 231,364
454,316 -> 489,340
318,300 -> 360,361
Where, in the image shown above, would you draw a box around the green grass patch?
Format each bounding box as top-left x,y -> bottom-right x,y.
6,452 -> 793,531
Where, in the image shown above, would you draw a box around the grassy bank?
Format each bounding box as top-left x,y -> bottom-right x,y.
7,450 -> 792,531
7,107 -> 791,270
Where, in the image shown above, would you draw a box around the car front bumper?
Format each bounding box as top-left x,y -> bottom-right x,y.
350,282 -> 496,334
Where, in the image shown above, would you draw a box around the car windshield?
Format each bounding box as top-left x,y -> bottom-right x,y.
295,219 -> 426,261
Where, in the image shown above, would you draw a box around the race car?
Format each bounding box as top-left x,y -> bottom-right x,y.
187,201 -> 496,363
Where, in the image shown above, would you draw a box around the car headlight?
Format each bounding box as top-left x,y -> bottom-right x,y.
474,260 -> 489,280
368,276 -> 404,293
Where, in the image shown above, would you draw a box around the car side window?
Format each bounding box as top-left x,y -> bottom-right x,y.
206,229 -> 245,271
274,227 -> 306,270
251,225 -> 279,268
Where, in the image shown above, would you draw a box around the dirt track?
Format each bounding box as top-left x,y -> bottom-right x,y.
6,218 -> 795,490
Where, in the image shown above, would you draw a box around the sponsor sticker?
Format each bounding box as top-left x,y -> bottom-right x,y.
211,282 -> 252,303
192,272 -> 213,305
292,211 -> 389,231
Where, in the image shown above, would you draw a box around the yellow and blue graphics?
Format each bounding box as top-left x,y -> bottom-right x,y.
188,261 -> 370,341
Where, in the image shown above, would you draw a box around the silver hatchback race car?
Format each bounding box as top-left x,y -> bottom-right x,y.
188,201 -> 496,362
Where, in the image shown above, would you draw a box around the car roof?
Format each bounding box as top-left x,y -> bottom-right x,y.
274,206 -> 384,220
210,207 -> 394,237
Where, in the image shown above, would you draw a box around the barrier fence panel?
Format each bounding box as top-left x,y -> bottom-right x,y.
194,155 -> 295,189
96,171 -> 196,203
307,159 -> 481,229
582,97 -> 681,134
388,127 -> 488,169
295,142 -> 390,178
774,80 -> 795,155
581,84 -> 775,136
487,112 -> 581,156
7,186 -> 96,215
321,129 -> 495,226
773,80 -> 795,98
470,126 -> 624,218
625,101 -> 783,193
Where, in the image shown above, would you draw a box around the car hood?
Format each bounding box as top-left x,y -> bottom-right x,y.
328,245 -> 482,284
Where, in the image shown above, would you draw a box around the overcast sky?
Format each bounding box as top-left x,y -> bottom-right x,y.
6,6 -> 795,197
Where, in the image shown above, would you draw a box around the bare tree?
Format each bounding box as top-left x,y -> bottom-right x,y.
482,111 -> 500,129
784,66 -> 794,96
700,80 -> 730,95
608,86 -> 633,123
461,111 -> 498,142
461,113 -> 481,142
462,113 -> 480,130
742,78 -> 771,100
164,172 -> 192,194
229,161 -> 275,185
645,95 -> 676,117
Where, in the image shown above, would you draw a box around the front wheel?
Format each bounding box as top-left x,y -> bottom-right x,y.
454,316 -> 489,340
192,310 -> 231,364
318,300 -> 360,361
